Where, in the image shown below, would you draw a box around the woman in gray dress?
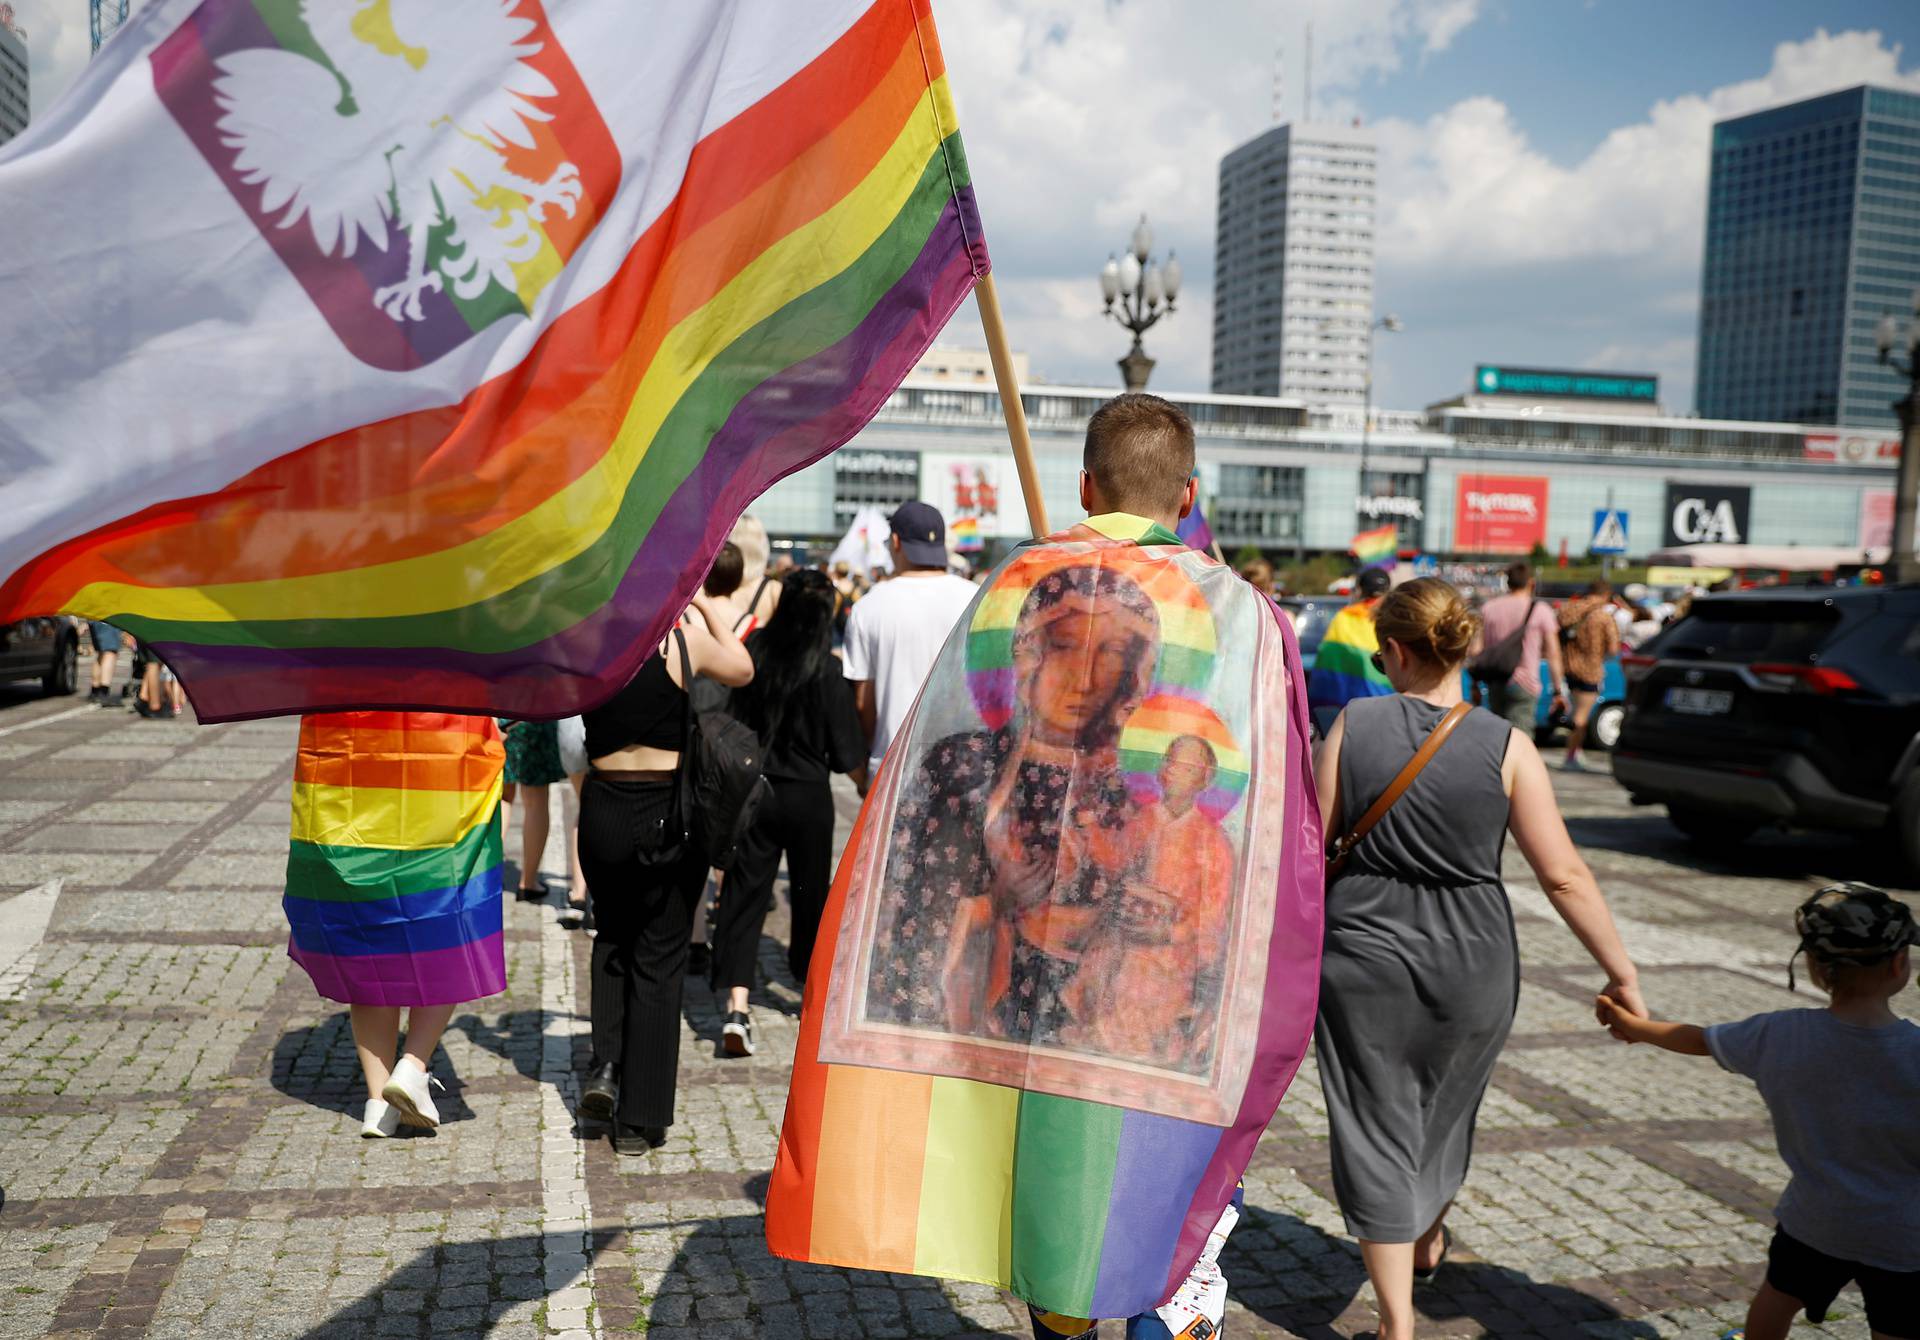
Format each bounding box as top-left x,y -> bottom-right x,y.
1312,577 -> 1642,1340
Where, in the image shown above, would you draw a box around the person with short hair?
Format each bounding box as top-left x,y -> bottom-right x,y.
771,392 -> 1314,1339
840,500 -> 978,781
1471,562 -> 1567,732
1315,577 -> 1640,1340
1556,578 -> 1622,771
1598,884 -> 1919,1340
1308,566 -> 1396,722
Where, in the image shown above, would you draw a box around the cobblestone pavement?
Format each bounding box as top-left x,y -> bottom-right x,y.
1,681 -> 1915,1338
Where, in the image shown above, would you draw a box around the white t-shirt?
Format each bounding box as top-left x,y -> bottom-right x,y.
841,572 -> 979,773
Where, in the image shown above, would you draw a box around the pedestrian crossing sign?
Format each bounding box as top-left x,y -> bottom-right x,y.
1590,509 -> 1630,555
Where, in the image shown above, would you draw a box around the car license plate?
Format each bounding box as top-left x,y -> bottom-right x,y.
1664,687 -> 1733,716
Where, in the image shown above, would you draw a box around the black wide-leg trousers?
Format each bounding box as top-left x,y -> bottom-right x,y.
578,773 -> 706,1129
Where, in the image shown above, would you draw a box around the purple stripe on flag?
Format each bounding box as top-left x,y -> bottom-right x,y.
289,932 -> 507,1007
164,194 -> 985,722
1086,1111 -> 1223,1319
1157,601 -> 1324,1301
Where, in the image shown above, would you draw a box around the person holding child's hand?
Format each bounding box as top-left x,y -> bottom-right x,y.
1598,883 -> 1920,1340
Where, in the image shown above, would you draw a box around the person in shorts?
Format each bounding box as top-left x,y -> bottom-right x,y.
1598,883 -> 1919,1340
86,622 -> 125,706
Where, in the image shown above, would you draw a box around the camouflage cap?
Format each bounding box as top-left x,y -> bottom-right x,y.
1794,883 -> 1918,964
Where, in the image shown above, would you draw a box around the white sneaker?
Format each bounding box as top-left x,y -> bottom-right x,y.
360,1098 -> 401,1139
381,1058 -> 445,1128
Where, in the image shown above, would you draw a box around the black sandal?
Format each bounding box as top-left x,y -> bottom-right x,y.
1413,1226 -> 1451,1281
514,881 -> 551,904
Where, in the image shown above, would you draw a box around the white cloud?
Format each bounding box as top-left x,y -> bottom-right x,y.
1377,27 -> 1920,272
930,0 -> 1487,384
9,0 -> 94,123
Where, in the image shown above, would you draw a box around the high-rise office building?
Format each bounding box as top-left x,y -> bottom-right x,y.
1212,121 -> 1376,403
0,16 -> 26,146
1696,86 -> 1920,430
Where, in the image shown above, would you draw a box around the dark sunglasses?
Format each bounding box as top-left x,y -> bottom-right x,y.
1370,650 -> 1387,674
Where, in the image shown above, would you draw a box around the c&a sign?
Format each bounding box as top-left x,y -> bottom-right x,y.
1663,483 -> 1751,546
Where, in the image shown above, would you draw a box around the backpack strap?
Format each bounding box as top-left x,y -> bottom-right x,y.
1327,702 -> 1473,878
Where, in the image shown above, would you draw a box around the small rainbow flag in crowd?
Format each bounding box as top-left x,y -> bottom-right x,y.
1176,500 -> 1216,554
950,516 -> 984,552
1351,523 -> 1399,568
284,713 -> 506,1006
0,1 -> 987,722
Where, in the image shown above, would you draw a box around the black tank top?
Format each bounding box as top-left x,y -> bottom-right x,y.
584,648 -> 686,758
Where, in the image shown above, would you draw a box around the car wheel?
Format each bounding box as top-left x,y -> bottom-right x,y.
42,635 -> 78,697
1589,702 -> 1626,753
1668,805 -> 1760,846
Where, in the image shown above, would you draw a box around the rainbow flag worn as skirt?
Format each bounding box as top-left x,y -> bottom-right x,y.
284,713 -> 506,1007
766,513 -> 1324,1320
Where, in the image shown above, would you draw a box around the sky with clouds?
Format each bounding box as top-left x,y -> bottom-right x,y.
10,0 -> 1919,413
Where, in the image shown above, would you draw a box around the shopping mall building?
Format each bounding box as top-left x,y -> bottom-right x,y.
750,360 -> 1902,566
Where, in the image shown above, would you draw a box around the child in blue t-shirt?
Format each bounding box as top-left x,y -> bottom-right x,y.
1597,883 -> 1919,1340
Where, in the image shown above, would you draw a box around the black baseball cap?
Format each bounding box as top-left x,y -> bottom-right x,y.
889,501 -> 948,567
1357,568 -> 1392,597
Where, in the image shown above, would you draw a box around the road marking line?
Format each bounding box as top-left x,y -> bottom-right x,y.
0,704 -> 96,739
0,878 -> 64,1000
535,787 -> 597,1337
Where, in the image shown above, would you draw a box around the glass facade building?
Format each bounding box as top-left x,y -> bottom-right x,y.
1696,86 -> 1920,431
744,381 -> 1893,565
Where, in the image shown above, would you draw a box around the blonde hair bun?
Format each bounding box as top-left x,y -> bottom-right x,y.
1374,577 -> 1480,668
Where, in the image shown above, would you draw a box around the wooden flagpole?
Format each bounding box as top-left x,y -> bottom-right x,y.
974,272 -> 1050,537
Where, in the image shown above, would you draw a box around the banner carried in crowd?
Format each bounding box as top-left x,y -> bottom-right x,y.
0,0 -> 987,722
766,514 -> 1324,1320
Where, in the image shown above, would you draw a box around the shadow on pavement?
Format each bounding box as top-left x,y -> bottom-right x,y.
268,1015 -> 476,1127
1223,1205 -> 1660,1339
450,1007 -> 552,1083
1563,812 -> 1918,890
287,1170 -> 984,1338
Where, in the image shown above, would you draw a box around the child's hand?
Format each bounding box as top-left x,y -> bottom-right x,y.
1594,993 -> 1644,1043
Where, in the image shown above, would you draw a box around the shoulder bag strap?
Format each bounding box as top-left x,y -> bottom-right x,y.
1328,701 -> 1473,876
673,627 -> 696,833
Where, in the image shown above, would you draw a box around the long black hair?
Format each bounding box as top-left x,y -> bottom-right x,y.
734,569 -> 837,757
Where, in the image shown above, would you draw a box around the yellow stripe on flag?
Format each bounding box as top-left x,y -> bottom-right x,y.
71,80 -> 958,627
290,776 -> 502,851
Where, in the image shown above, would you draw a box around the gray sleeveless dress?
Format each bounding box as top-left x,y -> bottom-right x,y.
1314,695 -> 1518,1242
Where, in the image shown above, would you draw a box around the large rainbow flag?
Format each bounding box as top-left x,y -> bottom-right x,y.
285,712 -> 506,1006
766,513 -> 1324,1320
0,0 -> 987,722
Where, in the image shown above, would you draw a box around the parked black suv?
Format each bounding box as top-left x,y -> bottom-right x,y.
1612,586 -> 1920,870
0,617 -> 81,697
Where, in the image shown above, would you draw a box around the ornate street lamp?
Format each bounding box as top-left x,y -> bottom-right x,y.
1359,313 -> 1403,499
1874,288 -> 1920,584
1100,214 -> 1180,391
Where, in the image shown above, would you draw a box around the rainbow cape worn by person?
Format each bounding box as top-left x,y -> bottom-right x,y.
1306,601 -> 1395,712
0,0 -> 986,722
285,712 -> 506,1006
766,513 -> 1324,1320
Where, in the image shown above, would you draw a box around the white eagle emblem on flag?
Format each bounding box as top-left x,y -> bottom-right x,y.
211,0 -> 585,323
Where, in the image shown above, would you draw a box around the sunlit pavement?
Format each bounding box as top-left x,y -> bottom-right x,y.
0,688 -> 1912,1339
